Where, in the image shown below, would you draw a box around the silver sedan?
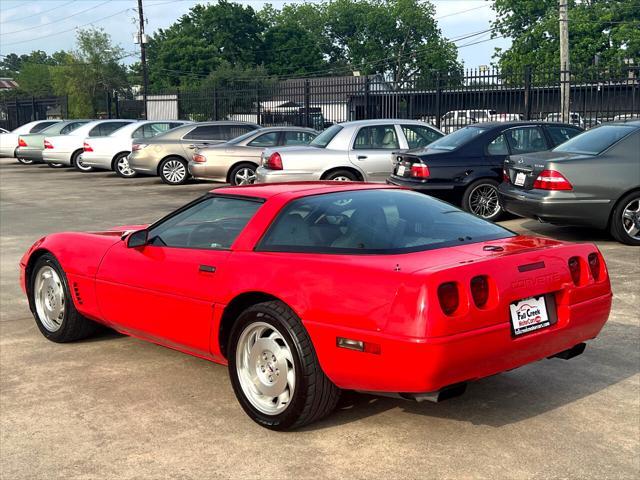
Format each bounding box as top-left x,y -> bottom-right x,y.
255,119 -> 443,183
189,127 -> 317,185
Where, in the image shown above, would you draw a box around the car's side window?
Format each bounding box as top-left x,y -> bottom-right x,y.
183,126 -> 222,141
546,126 -> 582,146
505,127 -> 548,154
353,125 -> 399,150
148,196 -> 262,250
283,131 -> 316,146
401,125 -> 442,149
30,121 -> 57,133
486,134 -> 510,155
60,122 -> 84,135
248,132 -> 279,147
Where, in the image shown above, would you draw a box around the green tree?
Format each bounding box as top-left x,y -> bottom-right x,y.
147,1 -> 265,90
492,0 -> 640,72
50,28 -> 129,116
324,0 -> 461,83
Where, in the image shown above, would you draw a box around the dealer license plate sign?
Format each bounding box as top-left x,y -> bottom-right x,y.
514,172 -> 526,186
509,296 -> 550,336
396,165 -> 406,176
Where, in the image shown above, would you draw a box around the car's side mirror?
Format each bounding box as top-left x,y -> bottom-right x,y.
127,229 -> 148,248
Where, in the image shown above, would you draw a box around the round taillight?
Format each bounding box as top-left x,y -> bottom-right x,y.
588,253 -> 600,281
568,257 -> 581,285
438,282 -> 459,316
470,275 -> 489,308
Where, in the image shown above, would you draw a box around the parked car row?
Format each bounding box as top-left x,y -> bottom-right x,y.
4,117 -> 639,245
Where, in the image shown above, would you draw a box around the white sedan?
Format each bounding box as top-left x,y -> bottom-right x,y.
42,119 -> 136,170
0,120 -> 61,160
79,120 -> 191,177
256,119 -> 443,183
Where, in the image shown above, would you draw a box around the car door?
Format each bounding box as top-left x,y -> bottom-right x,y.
348,124 -> 402,182
95,195 -> 263,356
180,125 -> 224,155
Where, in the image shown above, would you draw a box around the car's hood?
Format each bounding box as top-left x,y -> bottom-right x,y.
85,224 -> 149,237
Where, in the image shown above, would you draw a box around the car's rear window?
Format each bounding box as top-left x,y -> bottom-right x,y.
258,189 -> 513,254
309,124 -> 342,148
427,126 -> 489,151
553,125 -> 636,155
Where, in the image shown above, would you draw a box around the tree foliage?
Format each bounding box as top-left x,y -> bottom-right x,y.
492,0 -> 640,72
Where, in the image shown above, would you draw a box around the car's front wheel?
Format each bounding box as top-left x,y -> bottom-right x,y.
159,157 -> 189,185
74,151 -> 94,172
229,162 -> 257,186
462,179 -> 503,221
610,191 -> 640,246
47,162 -> 65,168
29,253 -> 97,342
228,301 -> 340,430
113,153 -> 137,178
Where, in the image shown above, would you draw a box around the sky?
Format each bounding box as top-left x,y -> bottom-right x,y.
0,0 -> 511,71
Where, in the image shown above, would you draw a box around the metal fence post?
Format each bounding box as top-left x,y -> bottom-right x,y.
106,91 -> 112,119
213,88 -> 218,121
304,79 -> 311,127
524,66 -> 532,120
114,92 -> 119,119
64,95 -> 69,119
435,73 -> 442,129
31,96 -> 36,121
364,76 -> 370,120
256,85 -> 261,125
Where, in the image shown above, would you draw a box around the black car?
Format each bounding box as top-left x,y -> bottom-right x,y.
387,121 -> 583,221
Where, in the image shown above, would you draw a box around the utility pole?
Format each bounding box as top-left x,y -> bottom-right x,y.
559,0 -> 570,123
137,0 -> 149,119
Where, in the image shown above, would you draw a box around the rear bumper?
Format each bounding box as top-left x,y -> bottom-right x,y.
15,147 -> 43,162
128,150 -> 159,174
79,152 -> 112,170
307,292 -> 611,393
498,184 -> 610,229
188,162 -> 226,182
255,166 -> 323,183
387,175 -> 456,192
43,151 -> 72,166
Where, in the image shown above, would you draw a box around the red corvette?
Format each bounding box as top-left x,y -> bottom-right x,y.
20,183 -> 612,429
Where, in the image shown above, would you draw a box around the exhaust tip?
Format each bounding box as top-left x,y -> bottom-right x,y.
403,382 -> 468,403
549,342 -> 587,360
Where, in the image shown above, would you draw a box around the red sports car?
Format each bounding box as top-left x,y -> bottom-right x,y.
20,183 -> 612,430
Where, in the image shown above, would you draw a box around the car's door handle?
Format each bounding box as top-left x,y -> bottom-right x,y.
199,265 -> 216,273
357,155 -> 368,160
188,144 -> 197,149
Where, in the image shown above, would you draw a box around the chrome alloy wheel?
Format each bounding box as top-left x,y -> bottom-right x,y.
468,184 -> 501,219
622,197 -> 640,240
33,265 -> 65,332
331,176 -> 352,182
75,157 -> 93,171
236,321 -> 296,415
116,156 -> 135,177
234,167 -> 256,185
162,160 -> 186,184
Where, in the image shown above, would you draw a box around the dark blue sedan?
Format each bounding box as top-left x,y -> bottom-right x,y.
387,121 -> 582,221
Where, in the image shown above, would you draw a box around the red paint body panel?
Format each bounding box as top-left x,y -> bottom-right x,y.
19,183 -> 613,394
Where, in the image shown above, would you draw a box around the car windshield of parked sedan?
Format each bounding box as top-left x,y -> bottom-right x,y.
258,189 -> 514,254
427,126 -> 490,151
309,124 -> 343,148
553,125 -> 636,155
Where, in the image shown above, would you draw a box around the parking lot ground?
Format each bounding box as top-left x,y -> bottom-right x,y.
1,157 -> 638,479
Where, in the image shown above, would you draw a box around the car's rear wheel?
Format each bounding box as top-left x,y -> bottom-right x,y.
462,179 -> 503,221
113,153 -> 137,178
74,155 -> 94,172
324,169 -> 358,182
228,301 -> 340,430
610,191 -> 640,246
16,157 -> 34,165
48,162 -> 65,168
229,162 -> 257,186
29,254 -> 97,342
159,157 -> 188,185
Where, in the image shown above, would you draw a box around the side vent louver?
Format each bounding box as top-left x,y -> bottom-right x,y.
73,282 -> 83,305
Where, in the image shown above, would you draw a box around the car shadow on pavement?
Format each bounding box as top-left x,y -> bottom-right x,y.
304,321 -> 638,431
511,219 -> 612,243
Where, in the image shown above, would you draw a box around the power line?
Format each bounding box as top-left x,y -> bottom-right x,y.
1,0 -> 112,36
0,0 -> 77,24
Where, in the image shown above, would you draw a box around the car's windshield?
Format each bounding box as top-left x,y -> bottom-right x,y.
259,189 -> 514,254
310,124 -> 343,148
427,126 -> 490,151
553,125 -> 636,155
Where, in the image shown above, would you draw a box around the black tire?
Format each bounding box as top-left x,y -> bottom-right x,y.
29,253 -> 97,343
113,152 -> 137,178
323,169 -> 358,182
462,179 -> 503,222
228,162 -> 258,186
70,149 -> 87,171
227,300 -> 341,430
610,191 -> 640,246
48,162 -> 65,168
16,157 -> 34,165
159,157 -> 189,185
